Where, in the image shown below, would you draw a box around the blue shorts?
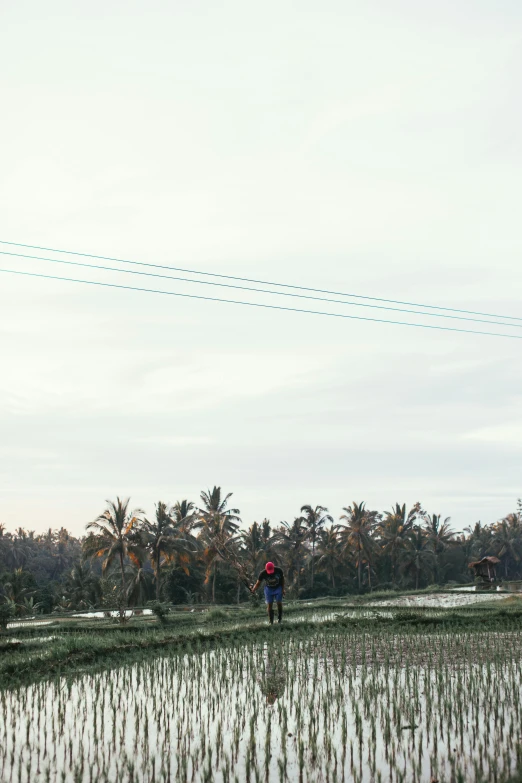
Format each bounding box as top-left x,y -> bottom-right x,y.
264,585 -> 283,604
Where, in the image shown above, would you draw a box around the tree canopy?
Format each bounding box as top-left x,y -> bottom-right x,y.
1,492 -> 521,615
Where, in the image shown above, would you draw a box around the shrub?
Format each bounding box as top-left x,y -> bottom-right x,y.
147,600 -> 170,624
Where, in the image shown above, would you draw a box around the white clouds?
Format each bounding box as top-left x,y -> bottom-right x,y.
463,425 -> 522,445
132,435 -> 214,446
0,1 -> 521,534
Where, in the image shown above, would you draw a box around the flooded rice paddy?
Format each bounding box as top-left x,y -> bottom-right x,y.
1,629 -> 521,782
371,592 -> 505,609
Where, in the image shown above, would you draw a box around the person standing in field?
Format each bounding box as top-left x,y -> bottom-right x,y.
251,562 -> 285,625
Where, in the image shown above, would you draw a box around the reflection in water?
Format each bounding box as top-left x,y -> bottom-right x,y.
258,642 -> 287,705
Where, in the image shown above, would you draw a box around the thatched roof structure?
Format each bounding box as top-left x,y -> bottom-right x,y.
469,556 -> 501,583
468,556 -> 500,569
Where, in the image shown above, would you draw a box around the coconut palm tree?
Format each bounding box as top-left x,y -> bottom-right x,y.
493,514 -> 522,578
64,562 -> 102,609
171,499 -> 196,533
126,561 -> 154,607
399,526 -> 435,589
261,519 -> 272,546
239,521 -> 270,578
3,568 -> 34,616
423,514 -> 455,584
198,487 -> 240,529
379,503 -> 422,586
300,505 -> 333,590
273,518 -> 308,597
142,501 -> 197,599
0,527 -> 13,571
84,497 -> 144,607
9,531 -> 31,569
465,521 -> 494,563
39,528 -> 56,553
316,526 -> 343,589
195,487 -> 240,603
234,519 -> 275,595
339,502 -> 376,593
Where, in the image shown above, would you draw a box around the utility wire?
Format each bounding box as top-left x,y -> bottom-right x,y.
2,249 -> 520,331
1,267 -> 521,341
1,238 -> 519,324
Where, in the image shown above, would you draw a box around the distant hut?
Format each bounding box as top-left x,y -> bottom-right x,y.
469,556 -> 501,587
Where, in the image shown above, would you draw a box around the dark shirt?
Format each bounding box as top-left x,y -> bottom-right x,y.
258,567 -> 284,589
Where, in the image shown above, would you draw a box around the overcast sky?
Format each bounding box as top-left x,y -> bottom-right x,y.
1,0 -> 521,536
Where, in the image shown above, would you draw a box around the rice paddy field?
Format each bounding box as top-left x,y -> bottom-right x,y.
2,594 -> 522,783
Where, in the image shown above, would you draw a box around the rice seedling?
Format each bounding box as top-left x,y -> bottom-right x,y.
1,617 -> 522,782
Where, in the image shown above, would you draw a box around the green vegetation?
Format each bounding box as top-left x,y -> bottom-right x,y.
1,492 -> 522,619
2,601 -> 522,782
2,599 -> 522,689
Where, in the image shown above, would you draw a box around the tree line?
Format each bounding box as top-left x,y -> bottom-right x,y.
1,488 -> 521,620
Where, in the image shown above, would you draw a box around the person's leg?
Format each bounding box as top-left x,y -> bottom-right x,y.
275,586 -> 283,623
264,586 -> 275,624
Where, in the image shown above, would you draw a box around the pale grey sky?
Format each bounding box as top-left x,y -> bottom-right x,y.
1,1 -> 521,536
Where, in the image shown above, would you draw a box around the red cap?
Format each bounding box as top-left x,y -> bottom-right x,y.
265,562 -> 275,574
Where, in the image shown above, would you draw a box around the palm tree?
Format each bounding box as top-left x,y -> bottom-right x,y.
339,502 -> 376,592
316,526 -> 343,589
195,487 -> 240,603
300,505 -> 333,590
239,521 -> 273,579
0,527 -> 13,571
64,562 -> 102,609
171,499 -> 196,533
273,518 -> 308,597
84,497 -> 144,607
126,561 -> 154,607
423,514 -> 455,584
399,526 -> 435,589
493,514 -> 522,578
261,519 -> 272,547
39,528 -> 56,553
465,521 -> 494,563
3,568 -> 34,616
143,501 -> 197,599
379,503 -> 422,586
9,531 -> 30,569
49,528 -> 76,578
198,487 -> 240,529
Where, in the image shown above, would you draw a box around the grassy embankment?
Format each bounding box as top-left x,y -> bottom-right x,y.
2,594 -> 522,688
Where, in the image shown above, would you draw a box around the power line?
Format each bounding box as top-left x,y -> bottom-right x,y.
2,249 -> 520,331
1,266 -> 521,340
1,238 -> 519,324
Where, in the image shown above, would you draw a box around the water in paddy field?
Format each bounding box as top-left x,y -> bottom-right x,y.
1,631 -> 521,783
